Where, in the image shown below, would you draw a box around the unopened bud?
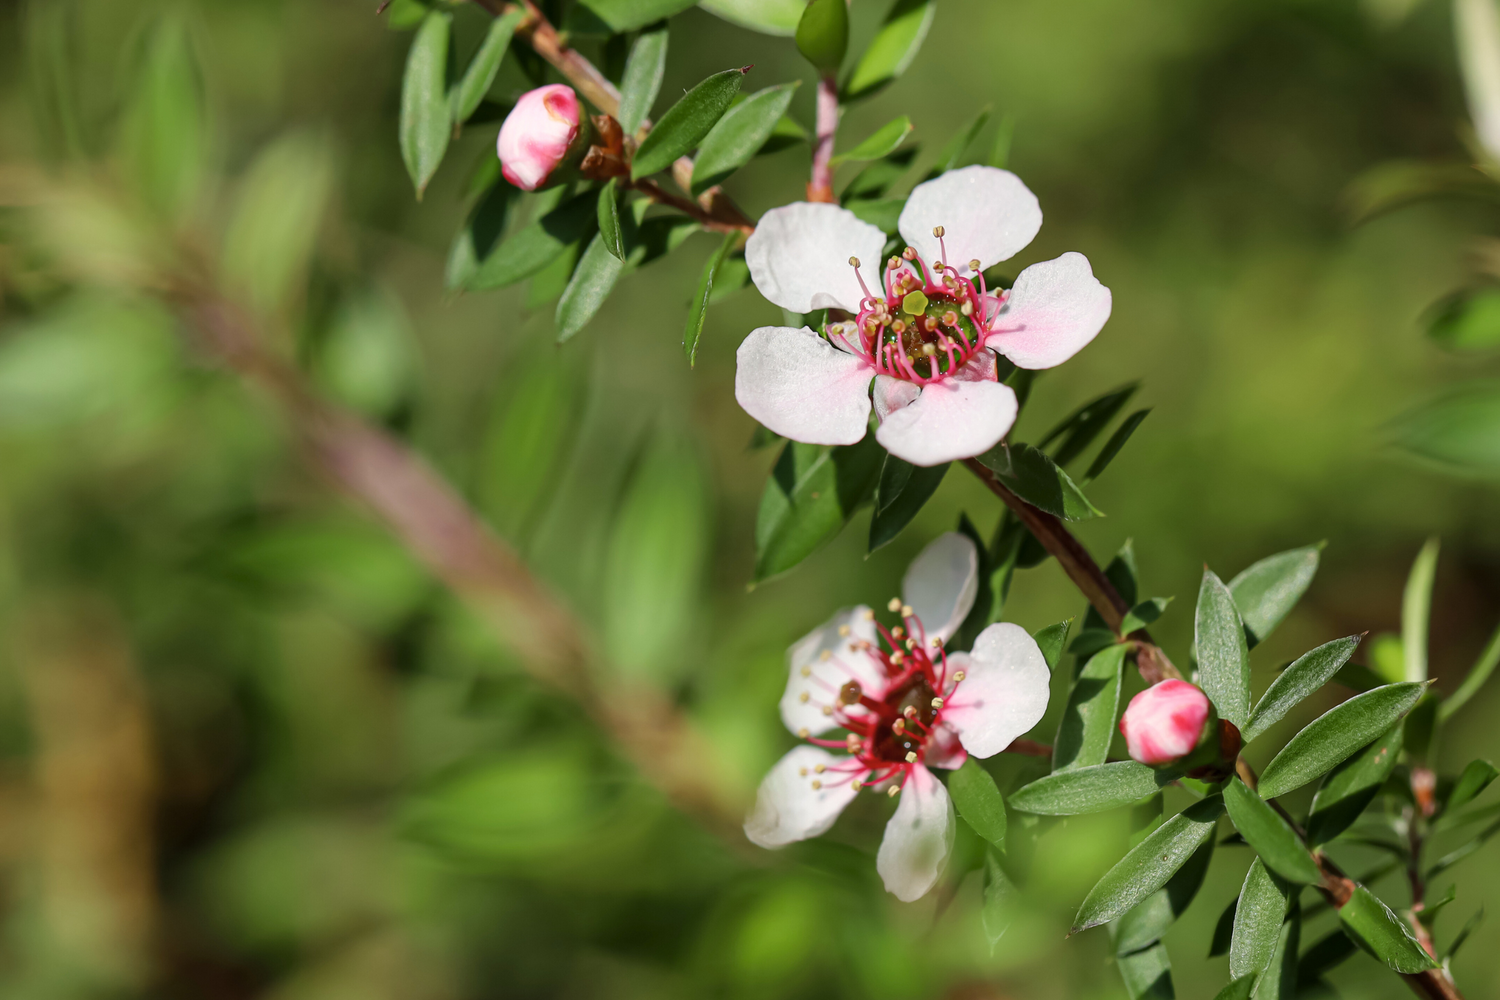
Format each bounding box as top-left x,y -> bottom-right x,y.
1119,679 -> 1213,766
497,84 -> 589,191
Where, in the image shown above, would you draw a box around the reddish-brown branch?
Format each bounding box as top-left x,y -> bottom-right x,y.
632,178 -> 753,235
807,75 -> 839,203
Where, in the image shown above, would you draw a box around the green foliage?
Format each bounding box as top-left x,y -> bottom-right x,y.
618,22 -> 670,133
120,16 -> 206,222
1448,759 -> 1499,814
978,442 -> 1101,520
1222,780 -> 1323,884
754,436 -> 883,581
477,357 -> 586,540
1116,943 -> 1174,1000
1427,285 -> 1500,350
1228,544 -> 1321,649
1052,643 -> 1126,772
399,10 -> 452,197
467,189 -> 598,290
1041,383 -> 1139,468
692,83 -> 801,193
1011,762 -> 1163,816
698,0 -> 804,35
1082,408 -> 1150,484
451,9 -> 525,125
1033,619 -> 1073,670
843,0 -> 936,101
1258,682 -> 1427,798
1390,381 -> 1500,476
684,230 -> 739,365
1338,887 -> 1440,973
795,0 -> 849,74
948,759 -> 1007,847
1243,635 -> 1362,743
831,116 -> 913,165
1196,568 -> 1251,729
598,179 -> 626,260
1113,838 -> 1214,955
556,232 -> 626,342
925,106 -> 991,179
1073,797 -> 1225,933
580,0 -> 698,32
632,68 -> 747,179
868,453 -> 949,552
1119,597 -> 1171,635
1305,721 -> 1404,846
1212,976 -> 1258,1000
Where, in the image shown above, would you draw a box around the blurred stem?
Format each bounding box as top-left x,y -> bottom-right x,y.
807,74 -> 839,203
470,0 -> 754,230
961,458 -> 1181,685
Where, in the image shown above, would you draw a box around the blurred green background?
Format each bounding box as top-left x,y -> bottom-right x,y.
0,0 -> 1498,997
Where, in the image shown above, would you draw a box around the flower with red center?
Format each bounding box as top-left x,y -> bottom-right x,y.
744,532 -> 1052,901
1119,679 -> 1213,766
497,84 -> 586,191
735,166 -> 1112,467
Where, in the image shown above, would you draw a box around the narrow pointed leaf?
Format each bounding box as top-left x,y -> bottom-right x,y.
794,0 -> 848,72
399,11 -> 453,197
1257,903 -> 1301,1000
842,0 -> 936,101
830,116 -> 912,165
1297,930 -> 1358,985
1033,619 -> 1072,671
754,437 -> 883,581
978,442 -> 1101,521
1053,643 -> 1126,772
579,0 -> 697,32
1211,977 -> 1257,1000
451,9 -> 524,123
982,846 -> 1017,950
1011,761 -> 1163,816
1072,796 -> 1224,933
843,147 -> 919,201
1306,720 -> 1404,846
1229,544 -> 1322,648
683,230 -> 739,365
1197,569 -> 1251,729
1209,897 -> 1238,957
1113,838 -> 1215,954
445,181 -> 517,290
868,455 -> 949,552
1403,537 -> 1440,682
1117,943 -> 1173,1000
468,190 -> 598,291
1441,907 -> 1484,961
1448,759 -> 1499,814
1338,886 -> 1439,972
1223,779 -> 1323,884
692,82 -> 800,193
632,67 -> 746,179
1244,634 -> 1363,743
1441,616 -> 1500,720
1040,383 -> 1140,466
121,17 -> 206,222
1082,408 -> 1150,484
1119,597 -> 1171,636
556,232 -> 625,342
925,106 -> 991,178
1258,682 -> 1427,798
598,179 -> 625,260
948,758 -> 1006,848
617,22 -> 669,134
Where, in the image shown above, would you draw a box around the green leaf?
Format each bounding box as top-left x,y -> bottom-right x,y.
617,21 -> 669,134
527,238 -> 585,307
555,232 -> 626,342
1033,619 -> 1073,671
831,116 -> 913,165
1306,720 -> 1404,846
1223,779 -> 1323,884
1256,902 -> 1301,1000
794,0 -> 848,73
632,68 -> 746,180
1011,761 -> 1163,816
1243,635 -> 1363,743
1040,383 -> 1139,467
579,0 -> 697,32
445,181 -> 518,290
683,230 -> 738,365
1427,285 -> 1500,351
1196,569 -> 1251,729
1402,537 -> 1439,683
1447,759 -> 1499,814
977,442 -> 1101,521
120,16 -> 206,222
1113,838 -> 1215,954
843,147 -> 919,201
754,437 -> 883,581
1053,643 -> 1127,772
468,189 -> 598,291
1257,682 -> 1427,799
948,759 -> 1006,847
982,846 -> 1017,950
386,0 -> 431,30
1440,616 -> 1500,720
450,9 -> 524,124
1116,943 -> 1174,1000
988,112 -> 1016,169
603,433 -> 710,682
598,179 -> 625,260
399,11 -> 453,198
1211,977 -> 1258,1000
1119,597 -> 1171,636
221,132 -> 334,315
842,0 -> 936,102
477,356 -> 586,540
1297,930 -> 1358,986
1210,897 -> 1238,957
1082,408 -> 1150,485
697,0 -> 803,35
1390,381 -> 1500,476
691,82 -> 800,194
868,454 -> 949,552
1072,797 -> 1225,933
1441,907 -> 1484,961
1228,544 -> 1322,649
1338,886 -> 1440,972
317,286 -> 417,418
845,197 -> 905,234
925,106 -> 992,178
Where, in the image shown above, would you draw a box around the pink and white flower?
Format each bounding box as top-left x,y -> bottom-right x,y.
744,532 -> 1052,901
497,84 -> 585,191
735,166 -> 1112,467
1119,679 -> 1212,766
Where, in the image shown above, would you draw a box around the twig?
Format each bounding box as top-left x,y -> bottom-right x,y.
632,178 -> 754,235
961,458 -> 1181,684
807,75 -> 839,203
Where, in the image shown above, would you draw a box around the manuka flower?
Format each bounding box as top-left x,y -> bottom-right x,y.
744,532 -> 1052,901
496,84 -> 587,191
735,166 -> 1112,466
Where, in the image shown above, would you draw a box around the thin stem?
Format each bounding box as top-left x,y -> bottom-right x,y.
807,74 -> 839,203
962,458 -> 1181,684
631,178 -> 753,235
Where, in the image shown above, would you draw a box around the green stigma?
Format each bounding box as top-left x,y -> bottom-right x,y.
900,291 -> 929,315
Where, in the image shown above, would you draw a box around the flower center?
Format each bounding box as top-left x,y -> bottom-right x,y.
839,226 -> 1003,386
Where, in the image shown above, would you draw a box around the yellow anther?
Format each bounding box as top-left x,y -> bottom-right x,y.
862,609 -> 875,620
922,344 -> 937,356
930,636 -> 944,648
904,706 -> 918,719
933,225 -> 945,238
799,691 -> 810,703
888,785 -> 900,797
905,751 -> 918,763
969,259 -> 981,271
819,649 -> 831,661
798,727 -> 810,738
905,638 -> 916,651
888,597 -> 902,612
799,767 -> 808,776
893,719 -> 905,733
892,626 -> 904,638
811,779 -> 822,790
960,301 -> 974,317
814,763 -> 826,773
838,624 -> 850,637
901,604 -> 913,617
822,705 -> 834,716
849,256 -> 861,268
903,247 -> 917,260
954,670 -> 966,682
931,697 -> 944,709
888,256 -> 901,270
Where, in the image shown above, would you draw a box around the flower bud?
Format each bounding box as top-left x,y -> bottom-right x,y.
497,84 -> 590,191
1119,679 -> 1214,766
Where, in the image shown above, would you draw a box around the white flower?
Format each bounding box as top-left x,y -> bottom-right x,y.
735,166 -> 1112,467
744,532 -> 1052,901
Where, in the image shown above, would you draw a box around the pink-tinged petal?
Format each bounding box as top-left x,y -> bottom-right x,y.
898,166 -> 1042,276
736,326 -> 873,445
923,724 -> 968,770
496,85 -> 582,191
745,746 -> 865,848
1120,680 -> 1211,766
746,203 -> 888,313
876,765 -> 955,901
985,253 -> 1111,370
951,348 -> 998,382
873,375 -> 920,422
944,623 -> 1051,758
902,532 -> 979,646
874,378 -> 1018,466
781,605 -> 884,737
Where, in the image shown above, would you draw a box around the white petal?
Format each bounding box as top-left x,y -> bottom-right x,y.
876,765 -> 955,901
902,532 -> 979,646
746,203 -> 888,313
872,374 -> 920,423
780,606 -> 884,737
898,166 -> 1041,276
736,326 -> 873,445
985,253 -> 1111,370
875,377 -> 1018,466
745,745 -> 865,848
943,623 -> 1051,759
1458,0 -> 1500,160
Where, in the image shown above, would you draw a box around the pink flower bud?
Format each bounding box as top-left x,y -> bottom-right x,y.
1119,679 -> 1212,766
497,84 -> 583,191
